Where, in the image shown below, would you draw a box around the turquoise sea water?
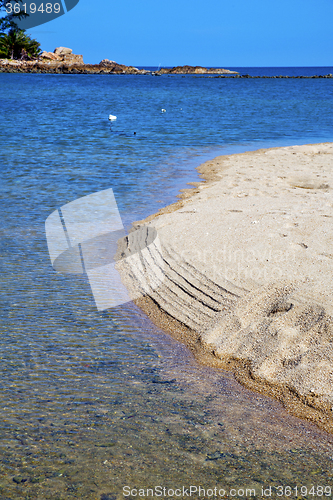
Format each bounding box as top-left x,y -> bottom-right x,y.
1,72 -> 333,499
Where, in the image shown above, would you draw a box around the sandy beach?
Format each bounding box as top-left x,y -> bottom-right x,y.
117,143 -> 333,433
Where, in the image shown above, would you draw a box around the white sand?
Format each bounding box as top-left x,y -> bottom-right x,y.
117,143 -> 333,431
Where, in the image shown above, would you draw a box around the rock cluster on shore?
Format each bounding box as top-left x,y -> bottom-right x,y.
1,49 -> 332,77
0,47 -> 238,75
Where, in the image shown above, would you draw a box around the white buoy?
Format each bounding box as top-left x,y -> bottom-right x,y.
109,114 -> 117,121
161,109 -> 166,113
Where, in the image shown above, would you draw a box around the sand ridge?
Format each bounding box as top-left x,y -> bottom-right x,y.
116,143 -> 333,432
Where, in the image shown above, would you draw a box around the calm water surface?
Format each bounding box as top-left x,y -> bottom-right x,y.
1,73 -> 333,499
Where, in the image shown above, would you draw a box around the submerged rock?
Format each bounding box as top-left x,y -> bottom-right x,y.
156,65 -> 238,75
54,46 -> 72,55
0,50 -> 236,75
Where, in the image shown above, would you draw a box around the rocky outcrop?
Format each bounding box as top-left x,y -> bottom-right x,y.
54,46 -> 72,55
100,58 -> 116,65
8,50 -> 333,77
2,53 -> 333,77
39,47 -> 84,66
0,49 -> 149,74
156,65 -> 238,75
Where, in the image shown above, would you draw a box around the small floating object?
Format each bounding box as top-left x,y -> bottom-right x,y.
161,109 -> 166,113
108,114 -> 117,121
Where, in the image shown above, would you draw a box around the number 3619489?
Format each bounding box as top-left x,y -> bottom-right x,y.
5,2 -> 61,14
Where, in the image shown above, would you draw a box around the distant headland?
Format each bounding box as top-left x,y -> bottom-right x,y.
1,47 -> 333,78
0,46 -> 238,75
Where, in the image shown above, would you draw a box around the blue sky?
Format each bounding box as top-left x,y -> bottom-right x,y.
29,0 -> 333,67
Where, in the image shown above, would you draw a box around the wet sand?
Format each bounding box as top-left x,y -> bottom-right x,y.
117,143 -> 333,433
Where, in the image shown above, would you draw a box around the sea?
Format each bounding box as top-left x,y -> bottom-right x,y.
1,68 -> 333,499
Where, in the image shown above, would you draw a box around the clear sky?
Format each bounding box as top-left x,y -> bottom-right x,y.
29,0 -> 333,67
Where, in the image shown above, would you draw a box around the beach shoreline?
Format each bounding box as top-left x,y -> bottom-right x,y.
117,142 -> 333,433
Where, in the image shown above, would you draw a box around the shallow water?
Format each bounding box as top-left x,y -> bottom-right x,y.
1,73 -> 333,499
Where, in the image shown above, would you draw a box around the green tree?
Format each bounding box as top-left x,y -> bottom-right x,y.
0,28 -> 41,59
0,0 -> 41,59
